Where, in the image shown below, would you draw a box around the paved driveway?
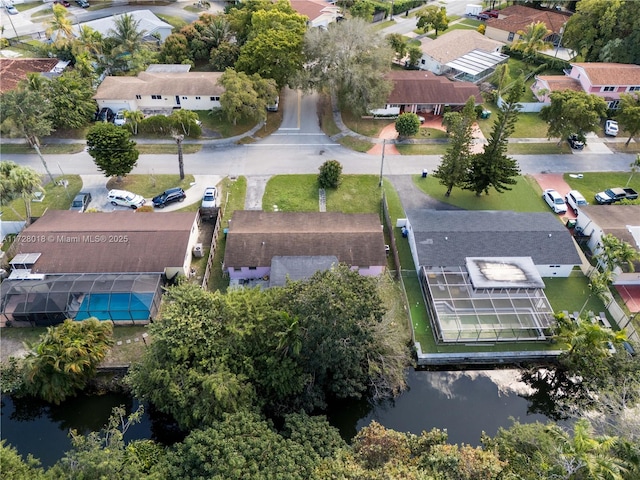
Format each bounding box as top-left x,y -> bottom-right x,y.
80,174 -> 222,212
530,173 -> 577,220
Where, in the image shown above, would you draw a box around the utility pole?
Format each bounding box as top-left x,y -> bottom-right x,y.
32,142 -> 55,184
174,134 -> 185,180
379,139 -> 386,187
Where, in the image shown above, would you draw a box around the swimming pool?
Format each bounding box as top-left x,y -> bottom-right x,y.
75,293 -> 154,321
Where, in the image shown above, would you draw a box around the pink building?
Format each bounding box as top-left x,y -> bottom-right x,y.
532,63 -> 640,108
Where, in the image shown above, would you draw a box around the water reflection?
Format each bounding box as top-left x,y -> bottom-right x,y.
328,369 -> 550,445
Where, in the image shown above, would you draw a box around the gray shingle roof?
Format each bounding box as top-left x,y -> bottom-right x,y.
269,255 -> 339,287
406,210 -> 581,267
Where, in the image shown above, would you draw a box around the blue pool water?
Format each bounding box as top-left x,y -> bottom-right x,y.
75,293 -> 153,321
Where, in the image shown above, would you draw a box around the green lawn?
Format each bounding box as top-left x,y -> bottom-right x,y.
339,136 -> 374,152
564,171 -> 640,202
427,23 -> 476,38
262,175 -> 383,214
207,176 -> 247,293
476,106 -> 551,138
544,274 -> 613,327
507,142 -> 572,155
396,144 -> 449,155
0,144 -> 85,155
341,110 -> 395,137
1,175 -> 82,221
137,144 -> 202,155
412,174 -> 548,212
415,128 -> 448,139
194,109 -> 256,138
106,174 -> 195,198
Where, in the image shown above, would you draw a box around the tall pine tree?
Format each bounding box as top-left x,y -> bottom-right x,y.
433,97 -> 476,197
465,79 -> 524,196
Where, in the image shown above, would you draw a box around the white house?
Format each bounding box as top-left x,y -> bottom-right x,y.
93,65 -> 224,114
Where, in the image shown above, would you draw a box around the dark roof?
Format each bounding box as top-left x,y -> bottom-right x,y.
406,210 -> 581,267
385,70 -> 482,105
0,58 -> 59,94
486,5 -> 570,35
224,211 -> 386,269
14,210 -> 197,274
580,205 -> 640,250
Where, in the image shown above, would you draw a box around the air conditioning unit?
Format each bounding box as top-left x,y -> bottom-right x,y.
192,243 -> 203,258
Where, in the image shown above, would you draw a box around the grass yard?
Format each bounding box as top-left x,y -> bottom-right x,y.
0,144 -> 85,155
263,175 -> 383,214
0,175 -> 82,221
609,142 -> 640,154
507,142 -> 572,155
544,275 -> 613,327
342,110 -> 395,137
194,109 -> 256,138
102,326 -> 150,366
415,128 -> 448,139
427,23 -> 476,38
318,94 -> 341,137
137,144 -> 201,155
412,174 -> 548,212
476,106 -> 551,138
207,176 -> 247,293
106,174 -> 195,198
338,136 -> 374,152
396,144 -> 449,155
564,171 -> 640,202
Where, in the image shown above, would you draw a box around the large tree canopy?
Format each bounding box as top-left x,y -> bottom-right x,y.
563,0 -> 640,64
86,122 -> 139,179
299,18 -> 394,116
540,90 -> 608,142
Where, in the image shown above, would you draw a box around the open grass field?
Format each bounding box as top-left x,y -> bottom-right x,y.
339,136 -> 374,152
1,175 -> 82,221
476,107 -> 551,138
412,174 -> 548,212
396,144 -> 449,155
507,142 -> 571,155
0,144 -> 85,155
564,171 -> 640,203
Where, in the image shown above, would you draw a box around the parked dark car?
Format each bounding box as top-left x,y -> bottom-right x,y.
96,107 -> 114,123
75,0 -> 89,7
152,187 -> 186,208
567,134 -> 585,150
69,192 -> 92,212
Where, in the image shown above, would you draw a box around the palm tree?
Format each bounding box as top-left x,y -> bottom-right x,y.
0,162 -> 43,224
199,15 -> 232,49
46,4 -> 75,47
124,110 -> 144,135
512,21 -> 552,58
547,419 -> 629,479
109,13 -> 146,56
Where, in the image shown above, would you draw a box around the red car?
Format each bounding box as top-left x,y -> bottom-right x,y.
54,0 -> 71,6
482,10 -> 499,18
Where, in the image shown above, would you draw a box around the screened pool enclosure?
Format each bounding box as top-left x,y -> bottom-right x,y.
1,273 -> 162,326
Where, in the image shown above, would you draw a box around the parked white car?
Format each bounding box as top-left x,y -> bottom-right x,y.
113,110 -> 126,126
565,190 -> 588,215
604,119 -> 618,136
543,189 -> 567,214
201,186 -> 218,208
107,189 -> 145,209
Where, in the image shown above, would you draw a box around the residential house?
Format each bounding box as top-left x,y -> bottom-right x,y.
530,75 -> 582,103
72,10 -> 173,43
417,30 -> 507,83
371,70 -> 482,117
1,211 -> 200,325
289,0 -> 341,28
223,211 -> 387,283
0,58 -> 69,94
93,65 -> 223,114
564,63 -> 640,109
400,210 -> 581,346
484,5 -> 570,46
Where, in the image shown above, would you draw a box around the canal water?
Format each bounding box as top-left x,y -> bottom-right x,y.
1,369 -> 549,467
